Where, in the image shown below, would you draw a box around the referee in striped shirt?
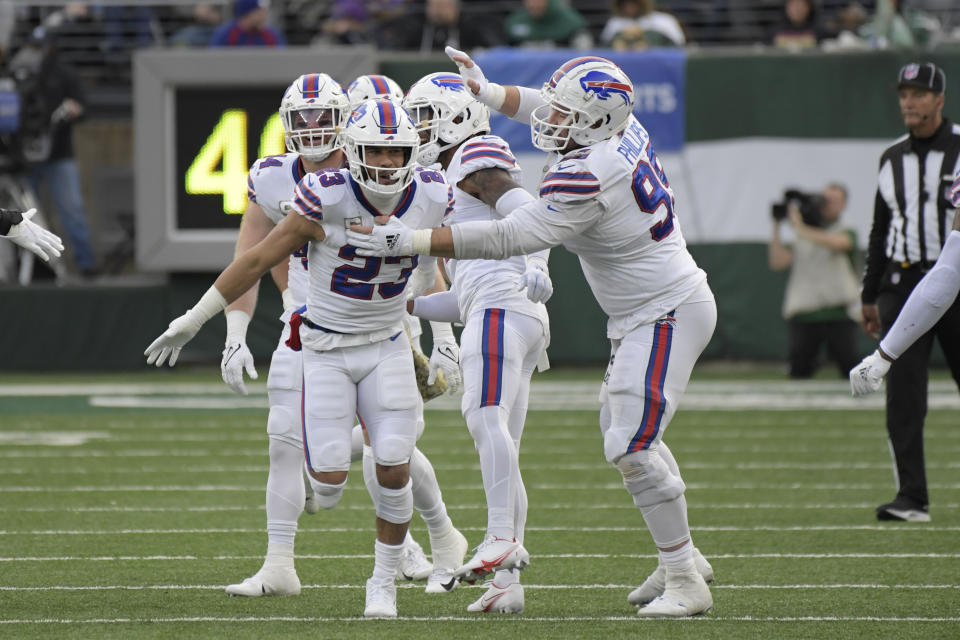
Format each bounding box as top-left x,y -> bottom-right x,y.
861,62 -> 960,523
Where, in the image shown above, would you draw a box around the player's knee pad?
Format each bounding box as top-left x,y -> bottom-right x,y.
375,478 -> 413,524
307,477 -> 346,510
266,393 -> 302,447
267,437 -> 302,468
917,263 -> 960,308
616,449 -> 685,508
371,432 -> 415,467
638,496 -> 690,549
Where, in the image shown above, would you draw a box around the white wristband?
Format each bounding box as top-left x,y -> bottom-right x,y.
526,255 -> 548,273
495,187 -> 536,218
411,229 -> 434,256
485,83 -> 506,111
225,309 -> 251,343
191,285 -> 228,325
280,288 -> 296,312
430,321 -> 455,342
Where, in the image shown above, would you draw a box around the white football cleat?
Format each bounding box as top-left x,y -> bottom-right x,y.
466,581 -> 524,614
636,568 -> 713,618
398,536 -> 433,581
455,537 -> 529,585
303,469 -> 320,515
364,577 -> 398,618
425,524 -> 468,593
225,565 -> 301,597
628,547 -> 714,606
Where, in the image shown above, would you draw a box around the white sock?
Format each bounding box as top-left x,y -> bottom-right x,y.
409,447 -> 451,535
659,543 -> 695,573
467,405 -> 519,539
493,568 -> 519,587
265,438 -> 304,548
372,539 -> 405,583
640,495 -> 692,552
263,541 -> 294,569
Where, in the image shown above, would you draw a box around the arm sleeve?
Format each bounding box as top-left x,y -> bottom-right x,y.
511,86 -> 546,125
411,290 -> 462,322
879,230 -> 960,359
450,188 -> 602,259
862,188 -> 892,304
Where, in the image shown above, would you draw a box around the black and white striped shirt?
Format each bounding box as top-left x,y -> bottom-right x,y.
862,119 -> 960,303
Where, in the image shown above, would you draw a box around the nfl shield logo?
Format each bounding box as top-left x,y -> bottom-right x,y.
904,64 -> 920,80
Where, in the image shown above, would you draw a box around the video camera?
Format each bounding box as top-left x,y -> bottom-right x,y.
771,189 -> 826,228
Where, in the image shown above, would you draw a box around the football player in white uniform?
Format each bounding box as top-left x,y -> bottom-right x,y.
401,72 -> 552,614
851,174 -> 960,396
217,74 -> 460,598
146,99 -> 460,618
347,53 -> 717,618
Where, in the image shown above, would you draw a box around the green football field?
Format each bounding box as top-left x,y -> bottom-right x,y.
1,367 -> 958,640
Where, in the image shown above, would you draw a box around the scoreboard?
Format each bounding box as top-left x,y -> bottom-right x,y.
134,48 -> 375,271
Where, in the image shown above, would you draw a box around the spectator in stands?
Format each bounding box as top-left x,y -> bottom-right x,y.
12,27 -> 97,277
320,0 -> 407,46
504,0 -> 593,49
768,0 -> 824,49
171,4 -> 224,47
386,0 -> 503,52
210,0 -> 286,47
768,183 -> 862,378
600,0 -> 686,49
859,0 -> 942,48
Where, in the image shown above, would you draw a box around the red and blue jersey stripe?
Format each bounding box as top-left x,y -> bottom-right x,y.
480,308 -> 506,407
461,140 -> 516,166
951,170 -> 960,207
247,174 -> 257,202
539,170 -> 601,197
628,313 -> 675,452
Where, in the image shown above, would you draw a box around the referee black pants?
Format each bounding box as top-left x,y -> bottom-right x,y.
877,264 -> 960,507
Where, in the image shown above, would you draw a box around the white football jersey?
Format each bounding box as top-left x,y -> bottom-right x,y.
246,153 -> 313,317
451,115 -> 708,339
444,135 -> 548,325
292,167 -> 451,350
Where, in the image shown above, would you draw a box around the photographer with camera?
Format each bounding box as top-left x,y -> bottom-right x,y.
768,183 -> 862,379
7,26 -> 96,278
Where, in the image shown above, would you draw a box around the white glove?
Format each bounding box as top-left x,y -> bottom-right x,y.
429,322 -> 462,394
221,341 -> 257,395
346,216 -> 412,257
519,260 -> 553,304
5,208 -> 64,262
444,45 -> 505,110
849,350 -> 892,397
144,312 -> 204,367
221,309 -> 258,395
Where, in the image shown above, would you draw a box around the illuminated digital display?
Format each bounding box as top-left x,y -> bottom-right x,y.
174,87 -> 286,230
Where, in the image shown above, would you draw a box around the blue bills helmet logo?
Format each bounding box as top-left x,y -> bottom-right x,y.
580,71 -> 632,106
430,74 -> 466,91
348,103 -> 368,126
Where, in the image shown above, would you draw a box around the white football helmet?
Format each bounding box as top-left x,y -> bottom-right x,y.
345,74 -> 404,109
279,73 -> 349,161
344,99 -> 420,195
403,72 -> 490,166
531,57 -> 635,152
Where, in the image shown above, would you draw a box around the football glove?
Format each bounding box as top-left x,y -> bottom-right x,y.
144,312 -> 203,367
346,216 -> 413,257
413,347 -> 447,401
3,208 -> 64,262
444,46 -> 505,110
429,322 -> 462,394
849,350 -> 892,397
519,258 -> 553,304
221,310 -> 258,395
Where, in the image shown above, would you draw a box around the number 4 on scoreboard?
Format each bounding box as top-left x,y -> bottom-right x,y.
184,109 -> 285,214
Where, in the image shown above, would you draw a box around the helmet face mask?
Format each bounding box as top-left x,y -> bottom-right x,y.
344,99 -> 420,196
403,73 -> 490,166
531,57 -> 634,153
280,73 -> 349,162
